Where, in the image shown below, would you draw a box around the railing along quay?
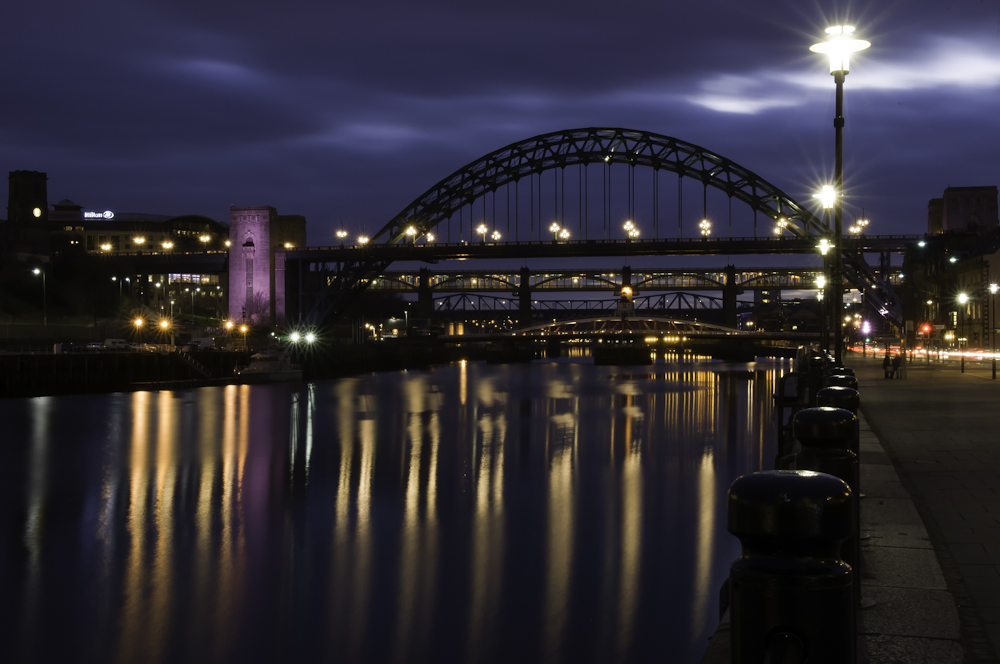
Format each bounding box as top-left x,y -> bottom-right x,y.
704,348 -> 864,664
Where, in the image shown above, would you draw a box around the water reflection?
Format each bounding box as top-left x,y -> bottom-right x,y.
2,359 -> 784,664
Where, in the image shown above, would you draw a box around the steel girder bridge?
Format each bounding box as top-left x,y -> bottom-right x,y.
277,127 -> 907,326
366,266 -> 905,293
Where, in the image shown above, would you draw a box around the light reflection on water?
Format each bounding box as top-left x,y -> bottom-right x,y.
0,358 -> 784,664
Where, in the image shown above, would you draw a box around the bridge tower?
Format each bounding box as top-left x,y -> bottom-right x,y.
723,265 -> 739,328
515,267 -> 532,328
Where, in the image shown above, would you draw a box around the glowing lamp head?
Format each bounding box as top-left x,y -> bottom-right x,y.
162,241 -> 174,250
336,230 -> 348,239
357,235 -> 369,245
305,332 -> 316,343
810,25 -> 871,73
491,230 -> 501,241
405,226 -> 417,237
32,268 -> 40,275
199,235 -> 210,243
817,238 -> 831,255
32,207 -> 41,218
426,233 -> 435,242
290,332 -> 301,342
621,286 -> 632,298
991,284 -> 999,295
816,275 -> 827,289
134,318 -> 143,328
549,222 -> 560,233
559,229 -> 570,240
239,325 -> 248,333
225,321 -> 234,330
477,224 -> 488,235
958,293 -> 969,304
159,319 -> 169,329
134,236 -> 145,244
815,185 -> 836,209
225,239 -> 231,247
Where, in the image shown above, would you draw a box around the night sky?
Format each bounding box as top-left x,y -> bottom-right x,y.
4,0 -> 1000,242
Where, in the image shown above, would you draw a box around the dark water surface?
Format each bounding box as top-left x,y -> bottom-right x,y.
0,358 -> 783,664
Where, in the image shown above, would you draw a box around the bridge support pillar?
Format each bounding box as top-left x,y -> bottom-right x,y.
515,267 -> 532,328
723,265 -> 739,329
416,267 -> 433,321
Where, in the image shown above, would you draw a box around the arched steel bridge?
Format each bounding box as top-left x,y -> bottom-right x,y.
282,127 -> 904,325
377,127 -> 825,243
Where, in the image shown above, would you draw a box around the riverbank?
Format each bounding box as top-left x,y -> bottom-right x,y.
701,351 -> 1000,663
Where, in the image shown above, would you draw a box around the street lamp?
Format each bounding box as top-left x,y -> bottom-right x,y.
991,283 -> 998,379
699,219 -> 711,237
811,25 -> 870,365
958,292 -> 968,373
32,267 -> 47,326
336,229 -> 348,244
358,235 -> 369,245
491,230 -> 502,242
773,217 -> 788,235
406,226 -> 417,243
477,224 -> 489,243
559,228 -> 570,241
624,220 -> 639,240
549,222 -> 560,242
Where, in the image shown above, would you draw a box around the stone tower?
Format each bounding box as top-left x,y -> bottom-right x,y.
229,206 -> 276,324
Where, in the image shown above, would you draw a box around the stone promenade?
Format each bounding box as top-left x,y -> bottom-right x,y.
703,351 -> 1000,663
856,350 -> 1000,663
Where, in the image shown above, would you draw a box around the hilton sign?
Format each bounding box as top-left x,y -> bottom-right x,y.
84,210 -> 115,219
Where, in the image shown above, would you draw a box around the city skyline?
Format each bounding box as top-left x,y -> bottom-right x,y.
3,0 -> 1000,240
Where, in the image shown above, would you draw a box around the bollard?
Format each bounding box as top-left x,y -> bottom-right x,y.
825,374 -> 858,390
728,470 -> 855,664
783,407 -> 861,611
806,355 -> 828,406
817,386 -> 860,454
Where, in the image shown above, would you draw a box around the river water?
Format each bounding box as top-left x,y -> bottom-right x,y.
0,357 -> 783,664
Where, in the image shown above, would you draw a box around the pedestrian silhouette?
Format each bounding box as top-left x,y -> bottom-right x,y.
891,353 -> 902,379
883,352 -> 892,379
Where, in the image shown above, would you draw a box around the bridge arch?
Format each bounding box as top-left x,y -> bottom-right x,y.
375,127 -> 825,245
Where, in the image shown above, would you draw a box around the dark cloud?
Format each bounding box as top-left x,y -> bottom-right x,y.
2,0 -> 999,240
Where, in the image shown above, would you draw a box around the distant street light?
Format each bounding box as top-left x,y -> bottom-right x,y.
623,220 -> 639,240
406,226 -> 417,243
336,229 -> 348,244
491,230 -> 502,242
477,224 -> 489,243
162,241 -> 173,250
991,283 -> 998,379
426,233 -> 436,243
958,292 -> 969,373
811,24 -> 870,365
357,235 -> 369,245
773,217 -> 788,236
549,222 -> 561,242
32,267 -> 47,326
699,219 -> 712,237
559,228 -> 570,241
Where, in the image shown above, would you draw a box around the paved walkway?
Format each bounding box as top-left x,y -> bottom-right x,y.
702,351 -> 1000,663
856,351 -> 1000,663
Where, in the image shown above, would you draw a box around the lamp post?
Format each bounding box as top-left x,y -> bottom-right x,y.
991,283 -> 998,379
477,224 -> 489,244
549,222 -> 561,242
811,25 -> 870,365
32,268 -> 47,326
699,219 -> 712,237
817,274 -> 827,351
817,236 -> 832,351
958,292 -> 968,373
